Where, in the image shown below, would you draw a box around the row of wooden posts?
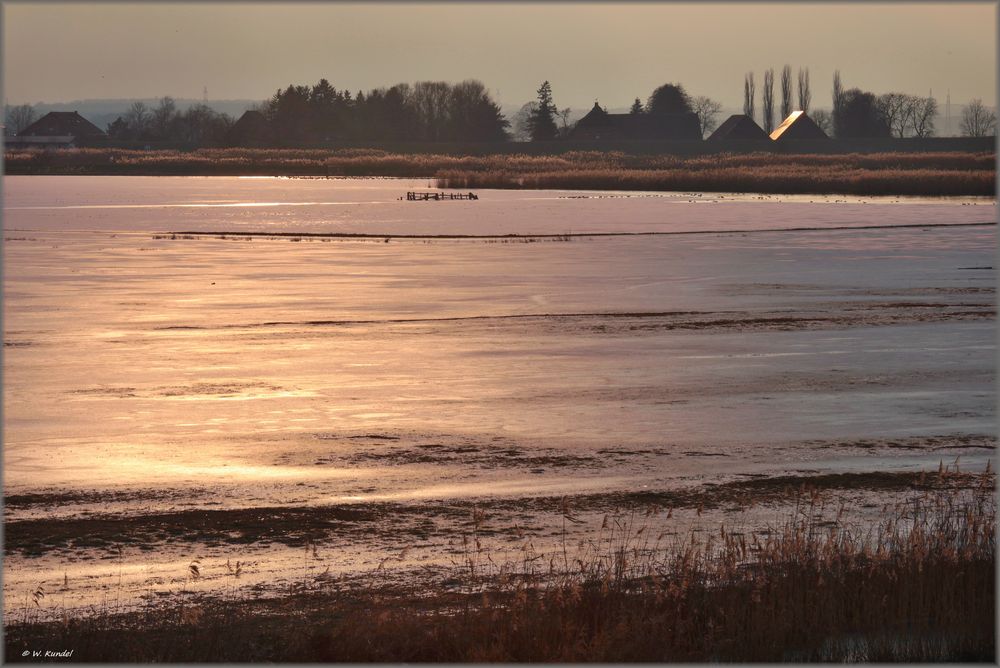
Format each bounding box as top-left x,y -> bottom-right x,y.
405,191 -> 478,201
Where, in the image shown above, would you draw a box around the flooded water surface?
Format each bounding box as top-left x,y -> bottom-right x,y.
3,176 -> 995,615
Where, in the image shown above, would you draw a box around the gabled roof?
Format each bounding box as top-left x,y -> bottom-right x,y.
769,110 -> 828,142
227,110 -> 274,145
577,102 -> 611,125
572,103 -> 701,141
18,111 -> 106,138
231,109 -> 268,128
707,114 -> 769,142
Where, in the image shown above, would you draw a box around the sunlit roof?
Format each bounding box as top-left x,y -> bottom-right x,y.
769,110 -> 804,141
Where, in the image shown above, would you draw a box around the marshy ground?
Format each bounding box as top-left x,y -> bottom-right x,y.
5,468 -> 995,662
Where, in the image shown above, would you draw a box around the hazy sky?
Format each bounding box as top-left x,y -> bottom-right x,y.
3,2 -> 996,110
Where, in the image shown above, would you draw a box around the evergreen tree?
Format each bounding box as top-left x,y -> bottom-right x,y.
528,80 -> 558,141
264,85 -> 315,145
629,97 -> 644,114
310,79 -> 339,140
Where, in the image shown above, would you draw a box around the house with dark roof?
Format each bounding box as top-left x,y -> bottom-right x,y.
707,114 -> 770,142
570,102 -> 701,141
226,110 -> 275,147
8,111 -> 107,148
769,111 -> 828,143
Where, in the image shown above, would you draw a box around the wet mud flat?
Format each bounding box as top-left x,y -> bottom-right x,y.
6,457 -> 993,559
5,432 -> 994,624
5,463 -> 995,662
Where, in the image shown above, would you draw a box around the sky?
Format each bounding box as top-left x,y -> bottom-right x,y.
2,2 -> 996,111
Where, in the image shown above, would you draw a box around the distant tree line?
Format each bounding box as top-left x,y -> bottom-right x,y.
256,78 -> 508,145
831,74 -> 939,139
4,74 -> 994,146
739,66 -> 994,140
104,98 -> 235,145
745,65 -> 812,134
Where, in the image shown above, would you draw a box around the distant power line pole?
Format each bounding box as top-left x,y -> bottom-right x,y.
203,86 -> 208,103
946,89 -> 951,137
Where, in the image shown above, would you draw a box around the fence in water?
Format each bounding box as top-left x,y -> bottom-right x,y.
406,191 -> 478,201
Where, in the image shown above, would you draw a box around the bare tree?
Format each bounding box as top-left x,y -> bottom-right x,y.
557,107 -> 573,137
743,72 -> 755,121
797,68 -> 811,113
124,101 -> 150,139
4,104 -> 37,135
832,70 -> 844,137
150,96 -> 177,140
907,96 -> 937,138
510,101 -> 537,142
411,81 -> 451,141
961,99 -> 997,137
811,109 -> 833,135
762,69 -> 775,134
780,65 -> 793,120
691,96 -> 723,137
876,92 -> 911,138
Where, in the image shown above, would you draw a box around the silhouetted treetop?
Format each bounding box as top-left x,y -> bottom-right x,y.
250,78 -> 508,146
835,88 -> 891,139
646,83 -> 692,115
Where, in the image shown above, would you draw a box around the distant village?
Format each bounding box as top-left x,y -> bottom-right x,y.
4,72 -> 996,151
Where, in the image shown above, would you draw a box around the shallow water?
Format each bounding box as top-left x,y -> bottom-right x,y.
3,176 -> 995,614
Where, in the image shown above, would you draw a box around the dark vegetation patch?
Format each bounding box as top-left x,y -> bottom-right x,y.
156,382 -> 283,397
4,489 -> 185,511
69,381 -> 284,399
6,470 -> 983,557
5,506 -> 393,557
806,433 -> 996,451
152,298 -> 995,337
324,442 -> 600,470
490,470 -> 987,515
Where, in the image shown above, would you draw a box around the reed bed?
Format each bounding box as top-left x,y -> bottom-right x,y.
438,166 -> 995,197
5,470 -> 994,662
4,147 -> 994,196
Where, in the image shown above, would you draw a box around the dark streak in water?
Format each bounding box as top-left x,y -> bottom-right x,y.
153,304 -> 994,332
154,311 -> 711,331
166,221 -> 996,240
